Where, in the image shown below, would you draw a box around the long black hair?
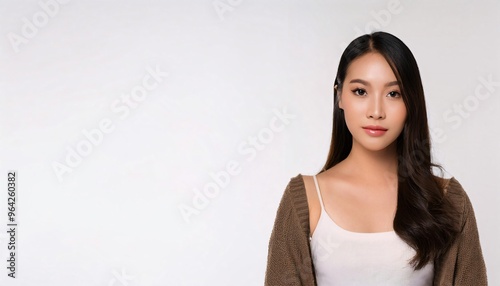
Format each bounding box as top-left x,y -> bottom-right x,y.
320,31 -> 460,269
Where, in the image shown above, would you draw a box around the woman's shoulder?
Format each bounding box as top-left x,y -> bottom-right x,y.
434,175 -> 473,216
275,173 -> 310,235
282,173 -> 308,204
284,173 -> 319,203
436,176 -> 465,196
287,173 -> 306,189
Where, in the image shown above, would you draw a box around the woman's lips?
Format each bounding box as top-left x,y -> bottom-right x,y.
362,125 -> 388,131
362,127 -> 387,136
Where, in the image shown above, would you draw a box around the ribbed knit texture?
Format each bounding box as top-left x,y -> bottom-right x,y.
265,174 -> 487,286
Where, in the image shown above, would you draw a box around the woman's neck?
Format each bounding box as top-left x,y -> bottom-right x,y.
342,141 -> 399,185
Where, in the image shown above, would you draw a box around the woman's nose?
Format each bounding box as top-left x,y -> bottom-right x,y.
367,96 -> 385,119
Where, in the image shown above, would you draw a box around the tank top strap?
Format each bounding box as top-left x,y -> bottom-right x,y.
313,175 -> 325,212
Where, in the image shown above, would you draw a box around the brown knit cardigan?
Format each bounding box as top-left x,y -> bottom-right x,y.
265,174 -> 487,285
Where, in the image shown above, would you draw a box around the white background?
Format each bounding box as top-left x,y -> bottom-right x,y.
0,0 -> 499,285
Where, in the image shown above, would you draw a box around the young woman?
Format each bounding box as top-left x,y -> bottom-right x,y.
265,32 -> 487,285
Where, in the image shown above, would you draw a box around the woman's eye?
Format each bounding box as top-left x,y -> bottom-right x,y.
352,88 -> 366,96
388,91 -> 401,98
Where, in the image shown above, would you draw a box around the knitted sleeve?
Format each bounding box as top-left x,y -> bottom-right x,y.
434,178 -> 488,285
264,175 -> 316,286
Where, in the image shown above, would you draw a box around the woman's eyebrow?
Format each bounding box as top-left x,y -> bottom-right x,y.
349,79 -> 399,87
349,79 -> 369,85
385,81 -> 399,87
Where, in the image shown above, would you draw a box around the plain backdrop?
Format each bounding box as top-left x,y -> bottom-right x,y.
0,0 -> 499,285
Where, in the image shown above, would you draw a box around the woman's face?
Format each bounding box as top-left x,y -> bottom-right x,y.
338,52 -> 407,153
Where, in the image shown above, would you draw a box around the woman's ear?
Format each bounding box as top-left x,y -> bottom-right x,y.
335,85 -> 343,110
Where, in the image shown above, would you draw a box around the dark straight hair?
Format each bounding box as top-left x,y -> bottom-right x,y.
319,31 -> 460,269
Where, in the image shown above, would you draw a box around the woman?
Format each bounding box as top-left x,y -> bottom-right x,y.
265,32 -> 487,285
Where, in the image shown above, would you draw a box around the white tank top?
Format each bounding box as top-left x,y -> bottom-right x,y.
310,175 -> 433,286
